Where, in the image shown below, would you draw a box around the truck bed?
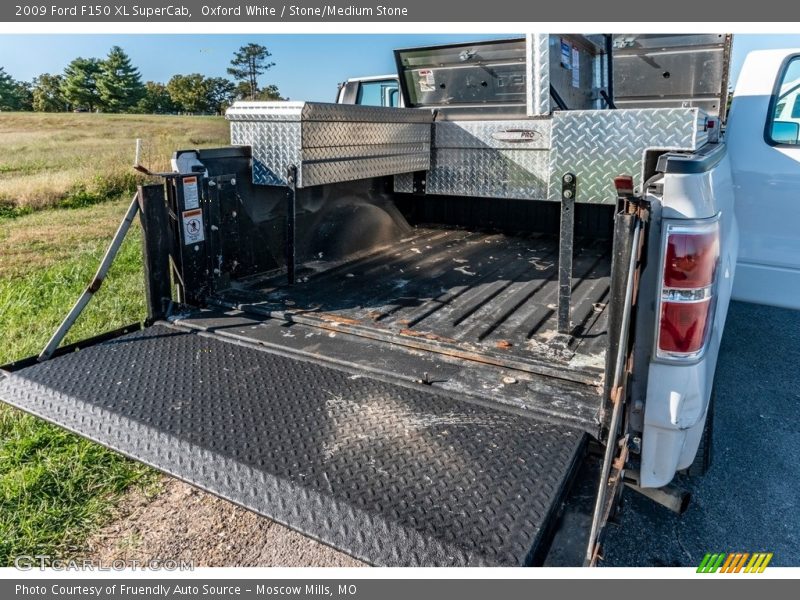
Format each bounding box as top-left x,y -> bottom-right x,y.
217,226 -> 612,386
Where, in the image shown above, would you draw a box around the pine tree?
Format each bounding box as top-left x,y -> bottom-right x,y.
227,43 -> 275,100
0,68 -> 33,111
0,67 -> 14,110
61,57 -> 102,111
205,77 -> 237,114
97,46 -> 144,112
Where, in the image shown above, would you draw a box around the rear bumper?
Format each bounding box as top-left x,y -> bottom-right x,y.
639,407 -> 708,488
639,300 -> 726,488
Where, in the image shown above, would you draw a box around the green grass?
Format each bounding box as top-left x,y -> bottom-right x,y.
0,112 -> 228,212
0,112 -> 230,564
0,194 -> 161,565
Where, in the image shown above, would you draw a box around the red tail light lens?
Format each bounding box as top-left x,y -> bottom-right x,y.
664,231 -> 719,288
657,221 -> 720,359
659,299 -> 712,354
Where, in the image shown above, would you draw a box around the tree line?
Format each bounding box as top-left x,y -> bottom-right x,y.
0,43 -> 283,114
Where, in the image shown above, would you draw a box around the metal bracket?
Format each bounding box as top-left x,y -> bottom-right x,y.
584,210 -> 645,567
412,170 -> 427,195
286,165 -> 298,285
138,184 -> 172,324
38,193 -> 140,362
558,173 -> 576,334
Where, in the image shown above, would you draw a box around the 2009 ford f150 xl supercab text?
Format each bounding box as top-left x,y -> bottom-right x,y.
2,34 -> 799,566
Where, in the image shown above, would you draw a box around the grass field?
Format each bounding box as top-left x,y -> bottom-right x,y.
0,112 -> 228,215
0,113 -> 229,565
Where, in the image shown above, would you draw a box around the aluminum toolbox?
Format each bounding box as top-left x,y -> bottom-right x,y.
399,107 -> 709,204
226,101 -> 433,188
426,119 -> 552,200
547,107 -> 709,203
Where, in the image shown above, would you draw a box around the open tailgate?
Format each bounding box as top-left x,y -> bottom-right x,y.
0,322 -> 588,566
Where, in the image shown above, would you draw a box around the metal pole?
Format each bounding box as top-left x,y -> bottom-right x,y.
584,218 -> 641,565
558,173 -> 576,334
286,165 -> 297,285
605,34 -> 615,108
38,194 -> 140,362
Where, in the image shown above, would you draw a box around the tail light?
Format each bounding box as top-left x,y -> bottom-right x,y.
657,220 -> 720,360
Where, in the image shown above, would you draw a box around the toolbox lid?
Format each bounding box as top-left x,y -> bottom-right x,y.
611,34 -> 732,120
394,37 -> 529,110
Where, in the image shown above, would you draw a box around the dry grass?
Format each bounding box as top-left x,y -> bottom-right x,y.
0,199 -> 143,278
0,112 -> 229,211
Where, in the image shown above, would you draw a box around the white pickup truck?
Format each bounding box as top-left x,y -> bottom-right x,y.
1,34 -> 798,567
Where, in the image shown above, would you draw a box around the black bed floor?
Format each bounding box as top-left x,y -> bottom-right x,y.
217,227 -> 612,385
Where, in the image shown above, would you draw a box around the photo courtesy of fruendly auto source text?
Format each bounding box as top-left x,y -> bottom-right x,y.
0,0 -> 798,595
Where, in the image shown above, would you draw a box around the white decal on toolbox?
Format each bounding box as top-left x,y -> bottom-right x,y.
418,69 -> 436,92
182,209 -> 205,245
183,175 -> 200,209
571,47 -> 580,88
560,39 -> 571,68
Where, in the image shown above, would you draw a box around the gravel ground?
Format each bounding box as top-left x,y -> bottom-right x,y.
84,301 -> 799,567
84,478 -> 361,567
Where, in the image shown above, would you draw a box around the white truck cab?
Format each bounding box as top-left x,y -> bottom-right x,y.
336,74 -> 403,107
728,50 -> 800,309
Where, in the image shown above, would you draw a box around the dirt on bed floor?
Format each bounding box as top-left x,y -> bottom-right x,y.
82,477 -> 363,567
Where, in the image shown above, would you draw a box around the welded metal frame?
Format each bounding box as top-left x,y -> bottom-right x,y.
526,33 -> 551,116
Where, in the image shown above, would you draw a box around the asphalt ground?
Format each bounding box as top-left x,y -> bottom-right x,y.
603,301 -> 800,567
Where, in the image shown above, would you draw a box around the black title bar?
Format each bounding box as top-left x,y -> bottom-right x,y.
3,1 -> 800,22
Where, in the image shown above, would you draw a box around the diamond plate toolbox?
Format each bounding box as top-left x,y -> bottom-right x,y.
422,119 -> 553,200
227,101 -> 433,187
548,107 -> 709,204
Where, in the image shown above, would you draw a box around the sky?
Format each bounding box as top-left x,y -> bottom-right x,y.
1,33 -> 799,101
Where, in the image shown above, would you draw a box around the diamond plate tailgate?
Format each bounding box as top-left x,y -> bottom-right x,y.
0,324 -> 587,566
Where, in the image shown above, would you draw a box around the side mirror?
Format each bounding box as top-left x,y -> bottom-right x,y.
771,120 -> 800,144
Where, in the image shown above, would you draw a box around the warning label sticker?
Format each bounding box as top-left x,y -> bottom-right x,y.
560,39 -> 571,68
182,209 -> 204,245
183,176 -> 200,210
418,69 -> 436,92
571,47 -> 580,88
